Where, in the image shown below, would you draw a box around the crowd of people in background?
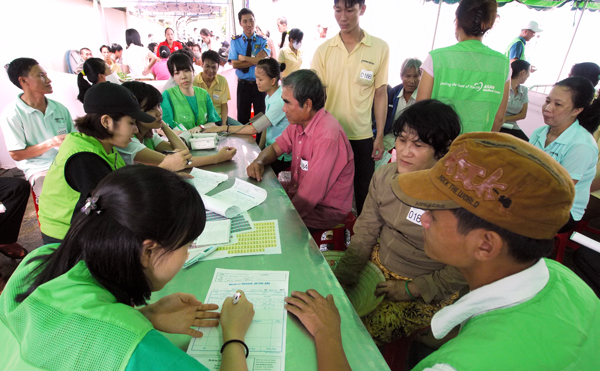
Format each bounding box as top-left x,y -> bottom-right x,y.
1,0 -> 600,370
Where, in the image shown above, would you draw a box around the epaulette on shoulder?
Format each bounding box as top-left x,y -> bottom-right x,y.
232,34 -> 242,40
256,34 -> 267,40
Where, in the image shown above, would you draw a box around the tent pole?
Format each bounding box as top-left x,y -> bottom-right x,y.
431,0 -> 443,51
556,0 -> 588,82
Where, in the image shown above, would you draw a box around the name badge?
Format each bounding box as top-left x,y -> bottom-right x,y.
213,94 -> 220,100
406,207 -> 425,226
300,158 -> 309,171
359,69 -> 373,81
57,128 -> 67,135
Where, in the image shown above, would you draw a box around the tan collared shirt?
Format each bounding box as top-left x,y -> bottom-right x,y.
192,73 -> 230,117
311,30 -> 389,140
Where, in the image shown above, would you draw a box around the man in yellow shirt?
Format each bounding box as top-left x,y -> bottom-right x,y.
193,50 -> 237,125
312,0 -> 389,215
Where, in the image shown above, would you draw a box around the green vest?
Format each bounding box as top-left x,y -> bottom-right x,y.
39,133 -> 126,240
430,40 -> 509,133
0,244 -> 153,371
505,36 -> 526,60
168,86 -> 210,130
414,259 -> 600,371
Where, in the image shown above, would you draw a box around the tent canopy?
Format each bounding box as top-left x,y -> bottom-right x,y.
426,0 -> 600,11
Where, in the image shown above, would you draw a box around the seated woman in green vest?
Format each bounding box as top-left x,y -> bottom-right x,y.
1,165 -> 255,371
162,53 -> 220,134
118,81 -> 237,168
416,0 -> 510,133
38,82 -> 156,244
204,58 -> 291,174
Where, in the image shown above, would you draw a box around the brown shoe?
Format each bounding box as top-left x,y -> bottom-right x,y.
0,243 -> 28,259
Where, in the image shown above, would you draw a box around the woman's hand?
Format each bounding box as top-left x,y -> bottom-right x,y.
139,293 -> 219,338
220,291 -> 255,342
374,280 -> 420,302
159,149 -> 193,171
215,147 -> 237,163
189,126 -> 204,134
203,125 -> 225,133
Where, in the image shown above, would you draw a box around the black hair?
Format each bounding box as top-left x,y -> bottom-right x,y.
451,208 -> 553,264
159,45 -> 171,59
16,165 -> 206,306
334,0 -> 366,7
99,45 -> 110,53
257,58 -> 285,83
77,58 -> 107,103
125,29 -> 143,47
202,50 -> 220,65
392,100 -> 461,160
238,8 -> 255,22
6,57 -> 38,89
570,62 -> 600,87
555,76 -> 600,134
148,42 -> 158,53
288,28 -> 304,44
74,113 -> 127,140
200,28 -> 211,37
122,81 -> 163,112
167,52 -> 194,77
510,60 -> 531,79
281,69 -> 325,111
110,43 -> 123,53
278,17 -> 288,48
165,27 -> 174,36
455,0 -> 497,37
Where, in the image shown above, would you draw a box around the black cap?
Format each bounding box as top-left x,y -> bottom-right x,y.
83,82 -> 156,123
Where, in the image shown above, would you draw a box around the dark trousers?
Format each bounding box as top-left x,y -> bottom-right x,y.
350,139 -> 375,216
270,159 -> 291,176
574,246 -> 600,298
0,177 -> 30,244
41,233 -> 62,245
237,79 -> 266,143
500,127 -> 529,142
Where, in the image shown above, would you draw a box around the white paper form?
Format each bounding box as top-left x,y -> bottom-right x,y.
194,220 -> 231,246
187,269 -> 289,371
212,178 -> 267,214
203,195 -> 242,218
187,168 -> 228,195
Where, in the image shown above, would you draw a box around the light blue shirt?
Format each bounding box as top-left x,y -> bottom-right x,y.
228,33 -> 270,80
264,87 -> 291,162
529,120 -> 598,220
0,94 -> 75,180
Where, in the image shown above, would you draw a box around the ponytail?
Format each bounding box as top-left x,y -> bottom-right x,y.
76,73 -> 92,103
279,31 -> 288,49
578,97 -> 600,134
76,58 -> 106,103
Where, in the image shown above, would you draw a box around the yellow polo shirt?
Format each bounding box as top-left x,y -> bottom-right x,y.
311,30 -> 389,140
192,73 -> 230,117
277,45 -> 303,77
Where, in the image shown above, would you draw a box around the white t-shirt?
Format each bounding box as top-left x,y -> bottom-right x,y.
122,44 -> 151,77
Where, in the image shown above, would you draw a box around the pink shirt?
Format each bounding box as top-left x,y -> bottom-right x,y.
151,59 -> 170,80
276,108 -> 354,229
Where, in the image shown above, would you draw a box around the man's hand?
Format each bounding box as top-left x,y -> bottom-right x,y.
285,290 -> 342,342
247,162 -> 265,181
188,126 -> 203,134
139,293 -> 219,338
215,146 -> 237,163
52,134 -> 67,147
256,50 -> 268,59
531,66 -> 537,73
372,136 -> 384,161
375,280 -> 420,302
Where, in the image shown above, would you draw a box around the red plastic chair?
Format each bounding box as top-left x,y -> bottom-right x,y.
31,189 -> 41,226
310,212 -> 356,251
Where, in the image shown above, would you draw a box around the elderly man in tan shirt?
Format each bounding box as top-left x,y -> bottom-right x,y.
335,100 -> 466,345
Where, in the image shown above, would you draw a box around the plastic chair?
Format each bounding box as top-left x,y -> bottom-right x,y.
553,220 -> 600,263
31,189 -> 41,226
310,212 -> 356,251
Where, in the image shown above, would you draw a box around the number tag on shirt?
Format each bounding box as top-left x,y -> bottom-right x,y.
406,207 -> 425,226
300,158 -> 309,171
213,94 -> 220,101
359,69 -> 373,81
56,128 -> 67,135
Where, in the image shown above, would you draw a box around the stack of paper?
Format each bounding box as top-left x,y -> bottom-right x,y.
187,168 -> 228,195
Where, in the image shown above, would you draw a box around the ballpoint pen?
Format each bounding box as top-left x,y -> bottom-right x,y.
232,292 -> 241,305
183,245 -> 219,268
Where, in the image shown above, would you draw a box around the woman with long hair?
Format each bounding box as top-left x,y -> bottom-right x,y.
500,59 -> 531,141
77,57 -> 121,103
122,28 -> 159,77
1,165 -> 255,370
277,28 -> 304,77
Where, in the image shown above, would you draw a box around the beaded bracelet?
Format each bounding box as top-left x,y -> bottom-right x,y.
405,280 -> 417,300
220,339 -> 249,358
